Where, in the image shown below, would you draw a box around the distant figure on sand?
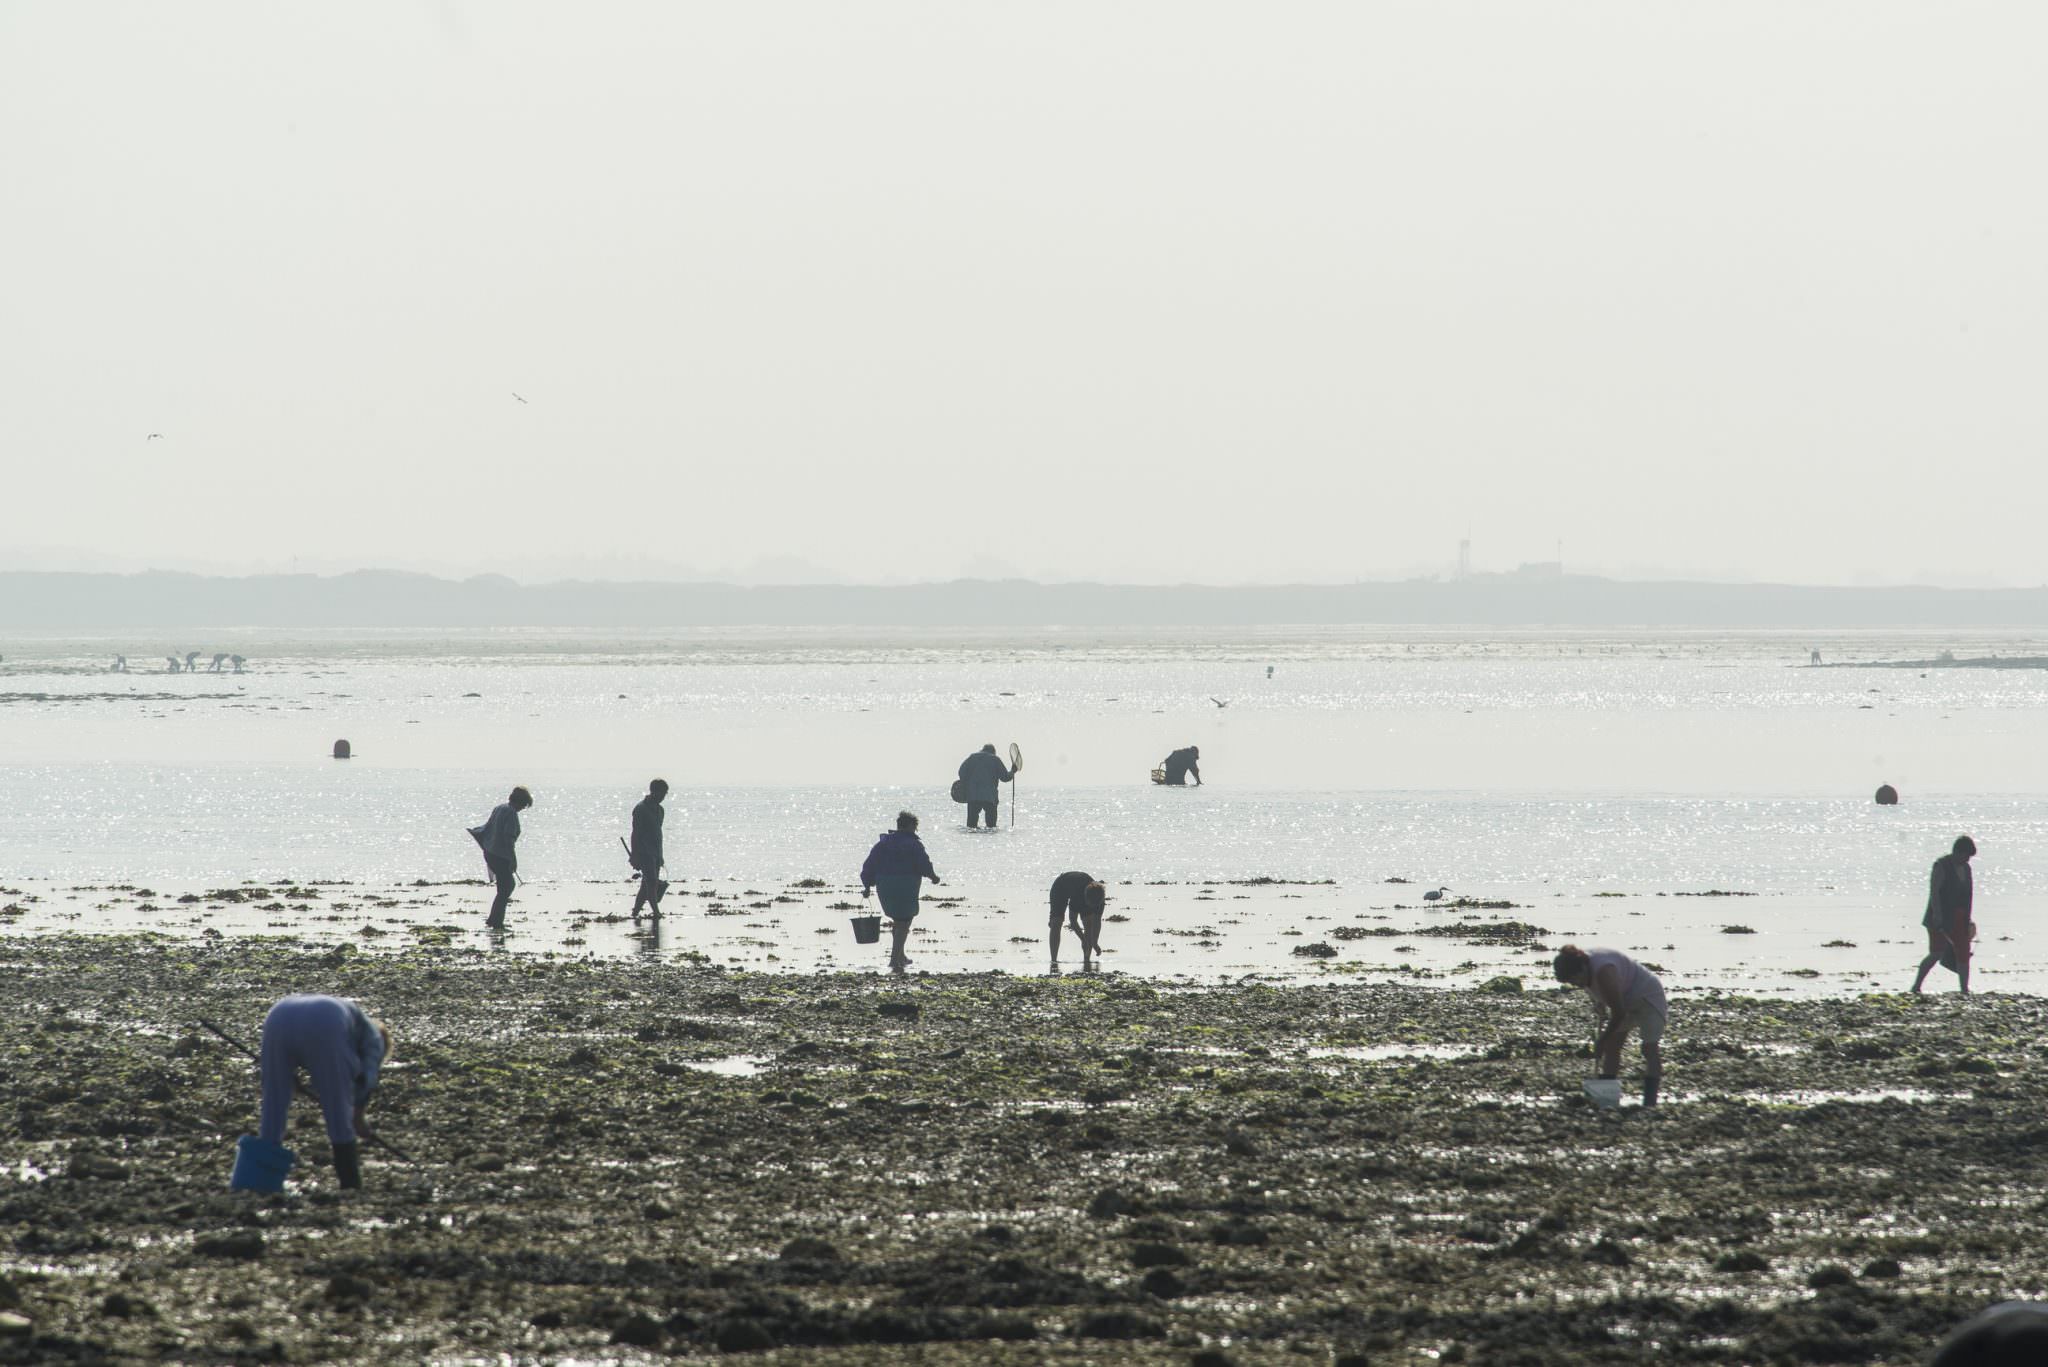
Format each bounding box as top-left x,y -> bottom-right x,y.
210,653 -> 229,672
247,995 -> 391,1191
468,786 -> 532,929
1156,745 -> 1201,786
185,651 -> 202,673
861,811 -> 941,970
111,655 -> 127,673
1553,945 -> 1666,1107
629,779 -> 669,919
1048,871 -> 1107,972
231,654 -> 246,673
957,743 -> 1015,830
1913,835 -> 1977,995
165,655 -> 181,673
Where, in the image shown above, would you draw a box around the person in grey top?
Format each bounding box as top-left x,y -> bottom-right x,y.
468,786 -> 532,929
1553,944 -> 1668,1107
630,779 -> 669,919
957,743 -> 1015,830
1913,835 -> 1977,995
255,994 -> 391,1190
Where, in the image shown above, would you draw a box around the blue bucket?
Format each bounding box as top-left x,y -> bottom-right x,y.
229,1135 -> 295,1192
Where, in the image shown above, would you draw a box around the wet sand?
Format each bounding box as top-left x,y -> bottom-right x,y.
2,935 -> 2042,1364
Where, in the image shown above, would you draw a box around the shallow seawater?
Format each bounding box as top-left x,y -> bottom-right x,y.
2,626 -> 2045,993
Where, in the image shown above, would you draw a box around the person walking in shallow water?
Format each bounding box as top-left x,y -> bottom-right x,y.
249,995 -> 391,1190
1914,835 -> 1977,995
468,786 -> 531,929
1047,871 -> 1107,972
861,811 -> 941,970
629,779 -> 669,919
957,743 -> 1014,830
1553,944 -> 1667,1107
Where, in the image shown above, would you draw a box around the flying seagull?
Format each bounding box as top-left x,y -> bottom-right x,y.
511,393 -> 528,404
1210,697 -> 1229,708
146,433 -> 163,440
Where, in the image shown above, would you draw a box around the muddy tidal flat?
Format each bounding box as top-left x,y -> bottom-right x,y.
3,939 -> 2045,1365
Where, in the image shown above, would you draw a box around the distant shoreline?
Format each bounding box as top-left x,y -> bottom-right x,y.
9,568 -> 2048,630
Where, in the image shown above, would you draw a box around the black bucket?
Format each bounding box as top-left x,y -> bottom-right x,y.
850,915 -> 882,944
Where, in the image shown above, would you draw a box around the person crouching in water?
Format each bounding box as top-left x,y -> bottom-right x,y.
252,995 -> 390,1189
1913,835 -> 1977,995
1048,871 -> 1107,972
861,810 -> 942,970
468,785 -> 531,929
630,778 -> 669,919
1553,944 -> 1667,1108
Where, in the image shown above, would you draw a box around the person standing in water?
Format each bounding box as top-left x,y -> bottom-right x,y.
861,811 -> 942,970
957,743 -> 1015,830
1913,835 -> 1977,995
246,994 -> 391,1190
629,779 -> 670,919
1158,745 -> 1202,785
1552,944 -> 1667,1107
1047,870 -> 1108,972
468,786 -> 532,929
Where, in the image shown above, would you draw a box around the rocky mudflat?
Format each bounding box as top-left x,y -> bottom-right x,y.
2,936 -> 2044,1364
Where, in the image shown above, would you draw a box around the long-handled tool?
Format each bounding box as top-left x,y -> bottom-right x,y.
1009,742 -> 1023,829
198,1017 -> 416,1163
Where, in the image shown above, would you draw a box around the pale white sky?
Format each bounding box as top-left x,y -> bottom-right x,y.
3,3 -> 2044,586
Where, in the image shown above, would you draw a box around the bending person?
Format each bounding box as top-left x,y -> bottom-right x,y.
1048,870 -> 1107,972
860,810 -> 942,970
250,995 -> 391,1190
1553,944 -> 1667,1108
1159,745 -> 1201,786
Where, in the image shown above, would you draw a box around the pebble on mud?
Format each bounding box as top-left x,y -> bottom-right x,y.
195,1232 -> 265,1260
1075,1310 -> 1165,1340
1715,1251 -> 1771,1274
611,1313 -> 663,1347
1806,1265 -> 1856,1290
1132,1242 -> 1192,1268
878,1002 -> 921,1021
1142,1268 -> 1190,1298
1479,975 -> 1523,994
1862,1257 -> 1904,1279
780,1236 -> 841,1264
0,1311 -> 30,1337
1291,942 -> 1338,958
1087,1188 -> 1134,1219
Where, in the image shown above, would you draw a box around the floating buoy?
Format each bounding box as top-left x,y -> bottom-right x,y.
1874,784 -> 1898,805
332,739 -> 352,760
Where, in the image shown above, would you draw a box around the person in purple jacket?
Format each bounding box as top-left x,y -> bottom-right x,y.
860,811 -> 942,970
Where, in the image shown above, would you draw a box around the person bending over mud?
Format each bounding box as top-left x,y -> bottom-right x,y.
1913,835 -> 1977,996
861,811 -> 942,970
1553,944 -> 1667,1107
468,786 -> 531,930
247,995 -> 391,1190
1048,870 -> 1107,972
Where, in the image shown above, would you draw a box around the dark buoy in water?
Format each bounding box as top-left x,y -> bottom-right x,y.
332,739 -> 352,760
1875,784 -> 1898,805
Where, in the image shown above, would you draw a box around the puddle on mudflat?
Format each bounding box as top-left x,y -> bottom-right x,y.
681,1055 -> 771,1077
1308,1043 -> 1480,1062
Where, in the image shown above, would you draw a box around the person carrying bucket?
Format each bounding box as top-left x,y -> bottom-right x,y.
1047,871 -> 1108,972
860,811 -> 941,970
233,995 -> 391,1191
1552,945 -> 1666,1108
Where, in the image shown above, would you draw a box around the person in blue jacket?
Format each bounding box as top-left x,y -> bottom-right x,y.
256,994 -> 391,1189
860,811 -> 942,969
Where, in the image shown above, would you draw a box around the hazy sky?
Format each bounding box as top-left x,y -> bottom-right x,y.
4,4 -> 2044,587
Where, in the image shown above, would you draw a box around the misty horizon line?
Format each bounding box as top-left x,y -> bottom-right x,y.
12,567 -> 2048,631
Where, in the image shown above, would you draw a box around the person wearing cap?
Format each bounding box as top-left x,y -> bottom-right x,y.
1047,870 -> 1108,972
1913,835 -> 1978,995
468,785 -> 532,929
1552,944 -> 1667,1108
254,994 -> 391,1189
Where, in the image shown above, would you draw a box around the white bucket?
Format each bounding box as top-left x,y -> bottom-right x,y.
1582,1078 -> 1623,1110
